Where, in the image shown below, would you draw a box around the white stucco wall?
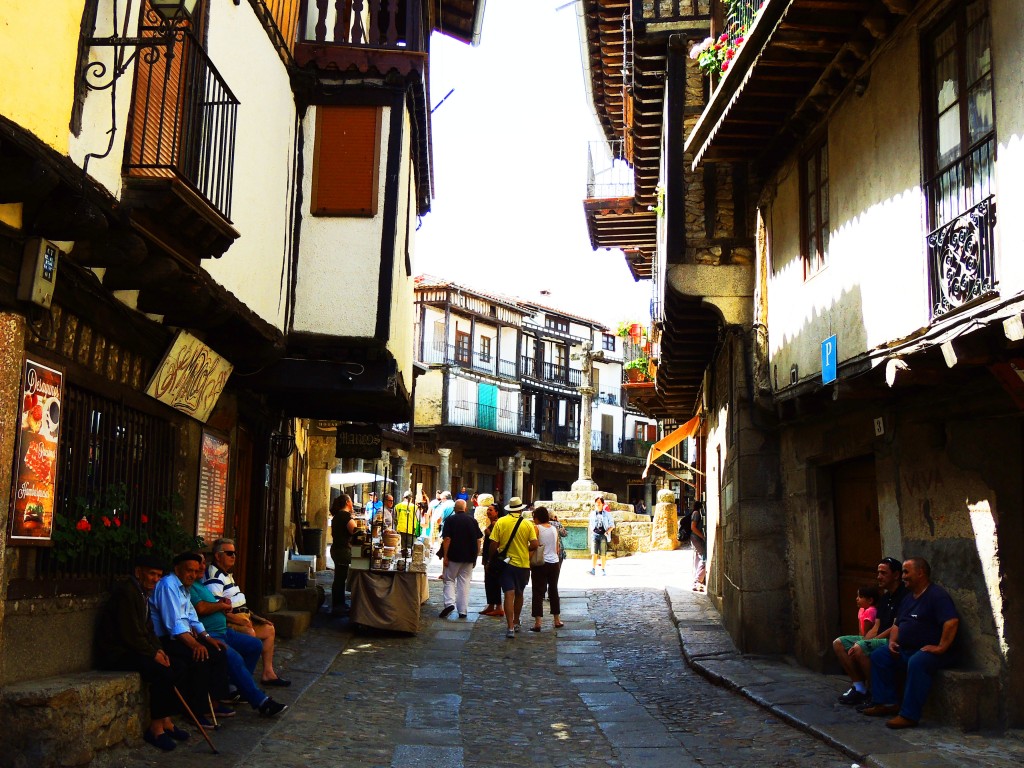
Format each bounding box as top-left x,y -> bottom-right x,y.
767,31 -> 926,380
203,0 -> 294,330
991,0 -> 1024,293
292,104 -> 393,337
386,112 -> 416,389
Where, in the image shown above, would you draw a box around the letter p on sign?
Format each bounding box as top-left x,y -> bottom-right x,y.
821,335 -> 837,384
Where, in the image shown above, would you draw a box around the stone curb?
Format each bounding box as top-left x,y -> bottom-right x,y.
664,585 -> 938,768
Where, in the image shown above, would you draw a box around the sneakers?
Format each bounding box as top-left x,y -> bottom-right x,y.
838,686 -> 869,706
588,568 -> 596,575
458,613 -> 468,618
602,569 -> 607,576
514,622 -> 522,633
505,628 -> 515,639
438,605 -> 455,618
259,698 -> 288,718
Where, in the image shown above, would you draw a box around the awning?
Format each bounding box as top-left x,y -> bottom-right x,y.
642,413 -> 703,481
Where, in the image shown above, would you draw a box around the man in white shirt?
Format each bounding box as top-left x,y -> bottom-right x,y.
204,538 -> 290,687
588,497 -> 615,576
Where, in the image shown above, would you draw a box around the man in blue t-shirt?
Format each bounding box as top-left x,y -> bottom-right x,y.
862,557 -> 959,729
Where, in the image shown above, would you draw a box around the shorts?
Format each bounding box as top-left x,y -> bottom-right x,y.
837,636 -> 887,654
500,564 -> 531,594
592,535 -> 608,555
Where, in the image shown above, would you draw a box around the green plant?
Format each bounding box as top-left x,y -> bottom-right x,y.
690,0 -> 758,78
50,483 -> 203,566
625,356 -> 650,372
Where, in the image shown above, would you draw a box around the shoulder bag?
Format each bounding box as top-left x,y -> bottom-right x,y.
490,516 -> 524,574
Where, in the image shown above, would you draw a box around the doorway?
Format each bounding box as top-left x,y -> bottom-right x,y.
832,456 -> 881,636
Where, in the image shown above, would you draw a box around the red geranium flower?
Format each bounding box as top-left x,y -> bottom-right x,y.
719,33 -> 729,42
141,514 -> 149,524
144,539 -> 153,548
76,518 -> 91,532
722,61 -> 730,72
102,516 -> 112,527
114,517 -> 121,527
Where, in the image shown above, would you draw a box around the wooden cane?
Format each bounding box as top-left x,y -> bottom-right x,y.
173,686 -> 218,754
207,693 -> 219,728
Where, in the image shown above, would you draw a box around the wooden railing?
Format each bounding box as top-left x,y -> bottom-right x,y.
298,0 -> 427,53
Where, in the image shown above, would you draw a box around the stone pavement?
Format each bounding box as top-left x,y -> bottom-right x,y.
94,550 -> 1023,768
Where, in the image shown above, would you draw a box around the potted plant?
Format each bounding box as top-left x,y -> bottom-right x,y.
624,356 -> 650,383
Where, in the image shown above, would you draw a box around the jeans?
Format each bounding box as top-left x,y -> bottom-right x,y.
442,560 -> 474,615
213,630 -> 267,709
869,645 -> 955,721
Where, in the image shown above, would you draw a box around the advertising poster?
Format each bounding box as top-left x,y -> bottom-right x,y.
197,430 -> 229,545
9,358 -> 63,543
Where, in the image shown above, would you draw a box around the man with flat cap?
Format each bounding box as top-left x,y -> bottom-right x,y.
97,554 -> 189,751
150,552 -> 231,726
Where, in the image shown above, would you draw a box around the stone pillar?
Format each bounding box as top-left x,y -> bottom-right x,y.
513,453 -> 525,498
644,479 -> 654,514
438,448 -> 452,494
651,488 -> 679,550
395,454 -> 408,499
502,457 -> 514,504
306,437 -> 335,569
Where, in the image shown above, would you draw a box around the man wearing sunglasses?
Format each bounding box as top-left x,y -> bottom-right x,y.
204,538 -> 290,687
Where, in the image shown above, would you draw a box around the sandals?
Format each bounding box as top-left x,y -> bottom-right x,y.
553,621 -> 565,628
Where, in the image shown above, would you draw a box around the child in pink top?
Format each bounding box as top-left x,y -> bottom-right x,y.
857,586 -> 880,638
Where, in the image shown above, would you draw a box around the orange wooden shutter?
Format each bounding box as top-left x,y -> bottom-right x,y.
311,105 -> 382,217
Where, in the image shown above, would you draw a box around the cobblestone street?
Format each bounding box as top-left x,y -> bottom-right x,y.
101,551 -> 857,768
97,549 -> 1024,768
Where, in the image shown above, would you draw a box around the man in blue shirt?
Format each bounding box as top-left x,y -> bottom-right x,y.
862,557 -> 960,728
190,554 -> 287,718
150,552 -> 231,723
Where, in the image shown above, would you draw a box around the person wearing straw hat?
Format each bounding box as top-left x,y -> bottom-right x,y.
488,496 -> 538,639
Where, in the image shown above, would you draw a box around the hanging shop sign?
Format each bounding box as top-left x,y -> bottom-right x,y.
197,430 -> 230,545
145,331 -> 233,422
9,358 -> 64,544
336,424 -> 382,459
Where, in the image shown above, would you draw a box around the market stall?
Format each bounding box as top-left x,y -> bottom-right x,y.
348,569 -> 429,633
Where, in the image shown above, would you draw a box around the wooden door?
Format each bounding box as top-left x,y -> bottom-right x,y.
833,456 -> 882,635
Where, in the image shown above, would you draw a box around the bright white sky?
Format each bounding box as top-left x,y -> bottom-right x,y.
415,0 -> 652,330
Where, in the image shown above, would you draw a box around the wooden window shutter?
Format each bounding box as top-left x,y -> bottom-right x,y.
312,105 -> 382,217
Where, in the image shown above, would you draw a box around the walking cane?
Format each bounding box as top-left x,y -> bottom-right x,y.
173,686 -> 218,754
207,693 -> 219,728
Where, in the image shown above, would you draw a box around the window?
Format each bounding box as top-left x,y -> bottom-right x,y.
455,330 -> 471,365
554,346 -> 568,378
520,392 -> 533,430
432,321 -> 445,355
801,139 -> 829,276
602,333 -> 615,351
311,105 -> 382,216
545,315 -> 569,333
923,0 -> 995,317
479,336 -> 492,362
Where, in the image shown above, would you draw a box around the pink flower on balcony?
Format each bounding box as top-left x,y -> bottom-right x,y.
735,36 -> 744,45
726,48 -> 736,60
719,33 -> 729,42
722,61 -> 730,72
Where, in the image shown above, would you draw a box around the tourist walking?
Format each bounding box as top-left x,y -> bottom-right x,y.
588,497 -> 615,575
478,495 -> 503,617
691,501 -> 707,592
488,496 -> 538,638
529,507 -> 563,632
330,494 -> 357,614
439,500 -> 483,619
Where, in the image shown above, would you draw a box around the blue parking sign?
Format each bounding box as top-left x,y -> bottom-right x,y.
822,335 -> 837,384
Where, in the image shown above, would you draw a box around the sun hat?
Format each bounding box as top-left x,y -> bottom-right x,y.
504,496 -> 527,512
476,493 -> 495,508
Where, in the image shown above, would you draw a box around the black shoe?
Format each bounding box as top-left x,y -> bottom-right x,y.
165,725 -> 190,741
439,605 -> 455,618
839,686 -> 868,706
259,698 -> 288,718
143,730 -> 176,752
855,699 -> 876,712
458,613 -> 468,619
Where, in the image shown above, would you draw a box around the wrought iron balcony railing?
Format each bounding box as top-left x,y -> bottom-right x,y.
520,356 -> 584,387
586,139 -> 634,199
126,22 -> 239,220
449,400 -> 522,434
925,136 -> 997,319
419,341 -> 517,380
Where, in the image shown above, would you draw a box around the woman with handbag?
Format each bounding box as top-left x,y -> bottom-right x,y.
529,507 -> 564,632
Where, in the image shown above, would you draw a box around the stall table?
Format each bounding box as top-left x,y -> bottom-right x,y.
348,569 -> 429,633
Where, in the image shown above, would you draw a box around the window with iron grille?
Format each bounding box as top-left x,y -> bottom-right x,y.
17,384 -> 177,595
923,0 -> 996,318
800,138 -> 829,277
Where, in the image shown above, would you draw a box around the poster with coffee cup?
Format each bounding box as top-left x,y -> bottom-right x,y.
9,358 -> 63,543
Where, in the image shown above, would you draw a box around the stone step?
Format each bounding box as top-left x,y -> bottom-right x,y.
264,593 -> 287,613
266,609 -> 311,639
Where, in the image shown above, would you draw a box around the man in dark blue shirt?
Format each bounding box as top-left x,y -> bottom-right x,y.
862,557 -> 959,728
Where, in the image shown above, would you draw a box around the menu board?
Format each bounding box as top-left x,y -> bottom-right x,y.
9,358 -> 63,543
197,431 -> 229,544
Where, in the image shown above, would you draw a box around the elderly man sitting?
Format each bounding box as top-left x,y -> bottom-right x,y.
203,538 -> 290,687
96,555 -> 187,751
862,557 -> 960,729
150,552 -> 231,728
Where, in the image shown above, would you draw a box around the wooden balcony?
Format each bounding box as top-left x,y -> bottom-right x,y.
294,0 -> 429,77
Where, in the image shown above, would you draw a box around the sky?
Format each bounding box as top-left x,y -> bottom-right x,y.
415,0 -> 652,330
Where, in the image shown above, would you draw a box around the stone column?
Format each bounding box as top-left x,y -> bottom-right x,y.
438,448 -> 452,494
644,479 -> 654,514
651,487 -> 679,550
502,457 -> 514,503
572,342 -> 600,492
395,454 -> 408,499
513,453 -> 525,498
